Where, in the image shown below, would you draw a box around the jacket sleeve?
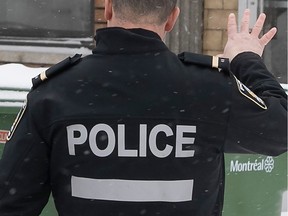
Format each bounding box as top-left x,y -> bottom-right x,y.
0,96 -> 51,216
224,52 -> 287,156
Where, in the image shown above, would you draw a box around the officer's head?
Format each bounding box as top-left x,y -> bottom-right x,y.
104,0 -> 180,39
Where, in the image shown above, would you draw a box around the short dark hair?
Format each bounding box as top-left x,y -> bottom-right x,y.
112,0 -> 178,24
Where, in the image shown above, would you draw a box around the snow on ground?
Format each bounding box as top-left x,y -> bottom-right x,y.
0,63 -> 48,107
0,63 -> 48,90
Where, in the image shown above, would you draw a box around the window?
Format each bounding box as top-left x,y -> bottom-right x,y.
0,0 -> 94,48
239,0 -> 288,84
262,0 -> 287,84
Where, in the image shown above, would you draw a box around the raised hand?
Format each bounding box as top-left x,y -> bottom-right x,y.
223,9 -> 277,61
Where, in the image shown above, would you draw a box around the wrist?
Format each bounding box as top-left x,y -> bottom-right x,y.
230,52 -> 262,77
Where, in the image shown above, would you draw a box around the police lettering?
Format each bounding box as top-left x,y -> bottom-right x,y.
67,124 -> 196,158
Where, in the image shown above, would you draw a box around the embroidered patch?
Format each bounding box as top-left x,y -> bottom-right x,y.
234,76 -> 267,110
6,100 -> 27,141
0,130 -> 9,144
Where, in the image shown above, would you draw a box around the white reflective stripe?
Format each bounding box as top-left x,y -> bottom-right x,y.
71,176 -> 194,202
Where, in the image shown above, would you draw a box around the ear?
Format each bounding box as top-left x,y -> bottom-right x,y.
104,0 -> 113,21
164,7 -> 180,32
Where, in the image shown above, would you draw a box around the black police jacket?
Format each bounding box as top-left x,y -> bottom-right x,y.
0,27 -> 287,216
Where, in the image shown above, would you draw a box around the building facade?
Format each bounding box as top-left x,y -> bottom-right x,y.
0,0 -> 287,83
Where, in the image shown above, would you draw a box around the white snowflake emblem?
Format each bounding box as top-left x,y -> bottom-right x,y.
264,156 -> 274,173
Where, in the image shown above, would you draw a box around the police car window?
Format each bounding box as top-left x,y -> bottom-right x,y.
0,0 -> 93,48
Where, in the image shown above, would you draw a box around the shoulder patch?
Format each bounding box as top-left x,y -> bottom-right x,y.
32,54 -> 82,89
6,100 -> 27,141
178,52 -> 230,75
233,75 -> 267,110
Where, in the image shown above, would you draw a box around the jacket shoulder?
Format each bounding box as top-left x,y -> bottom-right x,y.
178,52 -> 230,75
32,54 -> 82,89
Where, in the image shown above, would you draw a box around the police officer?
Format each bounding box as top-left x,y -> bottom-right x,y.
0,0 -> 287,215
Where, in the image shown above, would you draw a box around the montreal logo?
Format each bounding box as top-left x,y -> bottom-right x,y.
230,156 -> 275,173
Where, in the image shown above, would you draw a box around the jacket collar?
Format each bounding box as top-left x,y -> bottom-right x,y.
92,27 -> 169,54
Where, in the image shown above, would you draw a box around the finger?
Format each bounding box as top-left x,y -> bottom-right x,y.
240,9 -> 250,33
251,13 -> 266,37
227,13 -> 237,37
260,27 -> 277,46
